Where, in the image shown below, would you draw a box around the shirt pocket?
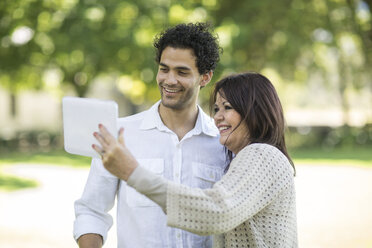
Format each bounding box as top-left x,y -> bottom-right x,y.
192,162 -> 223,189
126,158 -> 164,207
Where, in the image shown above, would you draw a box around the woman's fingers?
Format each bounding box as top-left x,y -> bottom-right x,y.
93,125 -> 125,158
98,124 -> 116,143
93,131 -> 109,148
92,144 -> 105,157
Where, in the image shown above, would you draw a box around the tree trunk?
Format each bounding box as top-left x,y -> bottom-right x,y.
338,59 -> 350,126
10,92 -> 16,118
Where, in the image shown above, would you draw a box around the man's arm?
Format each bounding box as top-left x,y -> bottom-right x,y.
73,158 -> 118,246
78,233 -> 103,248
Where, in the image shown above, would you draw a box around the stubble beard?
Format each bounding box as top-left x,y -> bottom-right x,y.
159,85 -> 197,111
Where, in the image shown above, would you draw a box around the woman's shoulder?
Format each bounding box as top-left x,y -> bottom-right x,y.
238,143 -> 282,157
236,143 -> 292,169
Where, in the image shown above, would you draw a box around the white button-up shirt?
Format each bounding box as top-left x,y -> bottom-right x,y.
73,101 -> 227,248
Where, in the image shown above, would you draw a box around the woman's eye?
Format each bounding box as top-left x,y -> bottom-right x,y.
224,105 -> 233,110
213,107 -> 219,113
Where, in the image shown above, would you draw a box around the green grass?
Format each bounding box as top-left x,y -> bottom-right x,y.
291,146 -> 372,167
0,150 -> 91,191
0,147 -> 371,191
0,173 -> 38,192
0,147 -> 372,167
0,150 -> 91,167
0,147 -> 371,168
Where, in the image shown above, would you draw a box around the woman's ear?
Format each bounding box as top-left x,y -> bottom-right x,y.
200,71 -> 213,87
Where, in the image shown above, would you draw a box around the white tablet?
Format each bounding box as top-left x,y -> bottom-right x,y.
62,97 -> 118,158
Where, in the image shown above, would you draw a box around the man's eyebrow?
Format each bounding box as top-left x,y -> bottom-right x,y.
159,63 -> 169,68
159,63 -> 191,71
175,66 -> 191,71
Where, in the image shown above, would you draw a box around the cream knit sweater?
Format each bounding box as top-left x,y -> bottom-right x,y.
128,143 -> 298,248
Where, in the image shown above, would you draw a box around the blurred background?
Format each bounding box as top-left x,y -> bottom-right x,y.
0,0 -> 371,247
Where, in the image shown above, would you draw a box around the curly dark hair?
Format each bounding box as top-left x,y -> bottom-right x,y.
153,23 -> 222,75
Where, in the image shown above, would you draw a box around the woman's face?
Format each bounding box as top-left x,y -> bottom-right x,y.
213,91 -> 249,154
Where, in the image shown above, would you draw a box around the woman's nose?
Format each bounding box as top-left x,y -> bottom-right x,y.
214,111 -> 223,122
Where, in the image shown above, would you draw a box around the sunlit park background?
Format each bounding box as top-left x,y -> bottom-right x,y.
0,0 -> 372,247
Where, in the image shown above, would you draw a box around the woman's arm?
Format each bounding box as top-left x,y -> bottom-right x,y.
93,125 -> 293,236
126,144 -> 294,236
127,165 -> 168,212
165,144 -> 294,235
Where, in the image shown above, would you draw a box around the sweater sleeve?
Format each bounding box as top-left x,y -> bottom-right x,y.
166,144 -> 294,235
127,165 -> 168,212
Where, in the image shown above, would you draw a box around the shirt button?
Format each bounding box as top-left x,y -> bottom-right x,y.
177,233 -> 181,238
175,173 -> 179,177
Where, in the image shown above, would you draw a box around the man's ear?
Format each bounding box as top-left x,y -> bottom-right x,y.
200,71 -> 213,87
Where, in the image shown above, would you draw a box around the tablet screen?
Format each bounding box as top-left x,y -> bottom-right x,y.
62,97 -> 118,158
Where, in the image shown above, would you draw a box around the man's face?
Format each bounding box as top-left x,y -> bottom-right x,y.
156,47 -> 209,110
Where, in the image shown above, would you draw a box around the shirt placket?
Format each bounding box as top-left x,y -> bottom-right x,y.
172,135 -> 184,248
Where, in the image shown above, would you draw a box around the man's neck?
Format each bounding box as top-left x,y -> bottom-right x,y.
158,103 -> 199,141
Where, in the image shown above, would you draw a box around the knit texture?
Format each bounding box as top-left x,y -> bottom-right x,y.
167,143 -> 298,248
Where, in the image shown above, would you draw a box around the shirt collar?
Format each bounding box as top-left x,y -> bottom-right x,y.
140,100 -> 219,137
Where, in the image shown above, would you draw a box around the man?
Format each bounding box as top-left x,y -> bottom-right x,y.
74,23 -> 227,248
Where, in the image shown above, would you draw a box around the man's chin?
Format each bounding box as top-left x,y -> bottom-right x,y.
161,99 -> 184,110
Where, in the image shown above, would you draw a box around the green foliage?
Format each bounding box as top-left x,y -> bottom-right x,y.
0,130 -> 63,154
0,173 -> 38,191
0,0 -> 371,117
286,124 -> 372,150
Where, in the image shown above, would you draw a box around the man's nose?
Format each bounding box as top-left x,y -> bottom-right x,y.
165,72 -> 177,85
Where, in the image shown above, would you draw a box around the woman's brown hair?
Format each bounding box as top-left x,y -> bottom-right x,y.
210,72 -> 295,175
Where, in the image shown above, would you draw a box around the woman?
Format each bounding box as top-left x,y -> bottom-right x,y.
93,72 -> 298,247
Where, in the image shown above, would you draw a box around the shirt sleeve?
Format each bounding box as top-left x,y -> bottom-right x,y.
73,158 -> 119,244
166,144 -> 294,235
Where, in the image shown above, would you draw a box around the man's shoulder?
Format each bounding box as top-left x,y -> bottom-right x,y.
118,102 -> 159,125
198,107 -> 219,135
118,109 -> 148,125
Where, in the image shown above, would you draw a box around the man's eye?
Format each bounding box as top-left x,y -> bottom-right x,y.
160,68 -> 168,72
179,71 -> 187,75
